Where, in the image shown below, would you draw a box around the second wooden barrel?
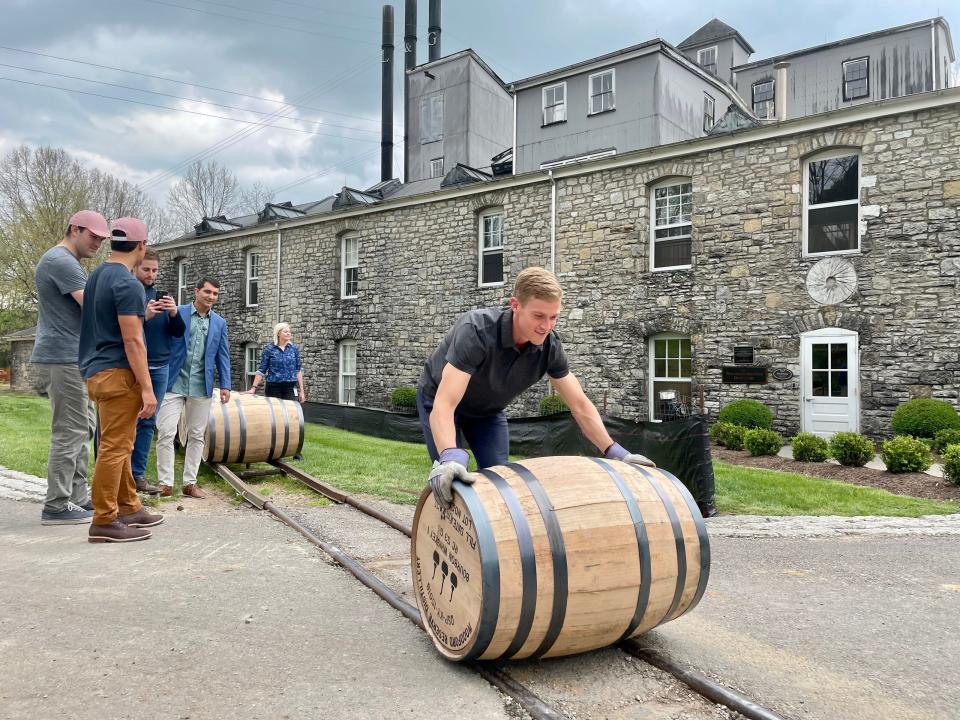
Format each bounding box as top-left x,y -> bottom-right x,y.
410,456 -> 710,662
179,392 -> 304,464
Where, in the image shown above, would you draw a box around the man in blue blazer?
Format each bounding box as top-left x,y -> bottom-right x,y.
154,277 -> 231,498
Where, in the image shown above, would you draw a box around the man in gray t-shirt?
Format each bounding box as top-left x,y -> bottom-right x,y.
31,210 -> 109,525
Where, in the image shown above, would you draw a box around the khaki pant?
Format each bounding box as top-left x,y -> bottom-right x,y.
86,368 -> 143,525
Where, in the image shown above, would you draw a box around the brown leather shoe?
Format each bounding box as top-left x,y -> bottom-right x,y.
118,507 -> 164,528
159,485 -> 173,497
135,476 -> 161,495
182,484 -> 206,499
88,519 -> 152,543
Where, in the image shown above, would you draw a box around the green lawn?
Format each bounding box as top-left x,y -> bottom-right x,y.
3,391 -> 957,516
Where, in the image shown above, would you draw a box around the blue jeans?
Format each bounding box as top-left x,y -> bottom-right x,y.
416,388 -> 509,468
130,366 -> 169,478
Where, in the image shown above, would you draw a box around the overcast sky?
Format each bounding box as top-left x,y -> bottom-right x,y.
0,0 -> 956,209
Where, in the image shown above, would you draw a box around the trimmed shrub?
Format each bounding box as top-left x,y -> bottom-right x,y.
932,429 -> 960,455
744,428 -> 782,456
880,435 -> 932,473
390,386 -> 417,411
890,398 -> 960,439
717,399 -> 773,429
829,432 -> 875,467
538,394 -> 569,416
790,432 -> 830,463
709,422 -> 747,451
942,444 -> 960,486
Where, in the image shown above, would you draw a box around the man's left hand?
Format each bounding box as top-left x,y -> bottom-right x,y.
220,389 -> 231,404
604,441 -> 656,468
162,296 -> 178,316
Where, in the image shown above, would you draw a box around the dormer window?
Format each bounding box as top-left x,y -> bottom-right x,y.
542,82 -> 567,125
697,46 -> 718,76
588,69 -> 615,115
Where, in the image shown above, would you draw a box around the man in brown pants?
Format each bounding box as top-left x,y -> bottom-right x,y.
78,217 -> 163,542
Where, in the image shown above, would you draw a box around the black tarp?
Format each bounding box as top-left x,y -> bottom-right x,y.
301,402 -> 717,515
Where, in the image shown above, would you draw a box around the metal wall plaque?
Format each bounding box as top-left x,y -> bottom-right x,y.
771,368 -> 794,381
722,366 -> 768,384
733,346 -> 755,364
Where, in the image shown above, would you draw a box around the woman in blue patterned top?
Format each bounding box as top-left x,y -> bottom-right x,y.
245,322 -> 305,403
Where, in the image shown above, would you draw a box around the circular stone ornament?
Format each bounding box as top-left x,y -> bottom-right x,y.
805,257 -> 858,305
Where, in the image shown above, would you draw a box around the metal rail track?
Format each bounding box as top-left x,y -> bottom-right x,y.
223,460 -> 789,720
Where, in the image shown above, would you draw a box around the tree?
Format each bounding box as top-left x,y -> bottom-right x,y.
165,159 -> 243,235
240,180 -> 275,215
87,169 -> 172,243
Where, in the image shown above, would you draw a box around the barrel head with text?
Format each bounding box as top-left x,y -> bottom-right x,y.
410,456 -> 710,661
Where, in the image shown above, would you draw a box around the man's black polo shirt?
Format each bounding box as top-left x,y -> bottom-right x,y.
417,307 -> 569,417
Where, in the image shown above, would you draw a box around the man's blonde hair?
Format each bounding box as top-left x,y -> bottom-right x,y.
512,267 -> 563,304
273,322 -> 291,346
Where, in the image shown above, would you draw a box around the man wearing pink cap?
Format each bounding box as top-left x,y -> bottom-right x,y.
33,210 -> 109,525
79,217 -> 163,542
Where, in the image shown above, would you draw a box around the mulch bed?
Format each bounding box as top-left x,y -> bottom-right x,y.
711,446 -> 960,502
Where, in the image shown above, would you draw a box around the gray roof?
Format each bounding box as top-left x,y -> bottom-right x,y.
2,326 -> 36,341
678,18 -> 755,54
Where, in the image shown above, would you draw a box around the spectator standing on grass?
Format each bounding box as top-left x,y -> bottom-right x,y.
32,210 -> 108,526
417,267 -> 656,505
79,217 -> 164,543
154,277 -> 231,499
245,323 -> 305,403
129,248 -> 184,495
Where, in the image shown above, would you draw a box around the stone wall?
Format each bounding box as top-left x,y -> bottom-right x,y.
11,339 -> 41,393
158,101 -> 960,439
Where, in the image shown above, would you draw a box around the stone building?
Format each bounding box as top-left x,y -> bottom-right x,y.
156,88 -> 960,440
4,327 -> 40,393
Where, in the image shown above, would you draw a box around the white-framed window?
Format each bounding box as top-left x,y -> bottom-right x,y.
245,344 -> 260,389
650,180 -> 693,271
842,57 -> 869,101
697,46 -> 718,76
177,259 -> 190,305
245,250 -> 260,307
588,69 -> 615,114
649,333 -> 692,421
803,151 -> 860,256
752,80 -> 775,119
420,93 -> 443,143
542,82 -> 567,125
338,339 -> 357,406
702,93 -> 715,133
341,232 -> 359,298
478,208 -> 504,286
429,157 -> 444,178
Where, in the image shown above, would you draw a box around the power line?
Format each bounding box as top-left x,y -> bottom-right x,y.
271,146 -> 382,195
0,44 -> 385,125
183,0 -> 370,35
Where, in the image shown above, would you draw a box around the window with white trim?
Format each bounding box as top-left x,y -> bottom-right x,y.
842,57 -> 869,100
341,232 -> 359,298
245,344 -> 259,389
542,82 -> 566,125
702,93 -> 715,133
697,46 -> 718,76
338,340 -> 357,405
588,69 -> 615,114
649,334 -> 692,421
177,259 -> 190,305
429,157 -> 444,178
752,80 -> 775,119
478,208 -> 504,286
245,250 -> 260,307
651,180 -> 693,270
420,93 -> 443,143
804,151 -> 860,256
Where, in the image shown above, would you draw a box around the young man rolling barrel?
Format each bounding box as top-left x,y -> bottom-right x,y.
417,266 -> 654,505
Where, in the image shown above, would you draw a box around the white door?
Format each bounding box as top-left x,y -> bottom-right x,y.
800,329 -> 859,438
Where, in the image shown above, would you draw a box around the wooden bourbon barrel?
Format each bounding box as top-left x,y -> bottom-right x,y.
410,456 -> 709,661
180,392 -> 304,463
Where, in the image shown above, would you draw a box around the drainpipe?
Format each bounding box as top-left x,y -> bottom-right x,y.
931,20 -> 937,91
548,169 -> 556,273
774,61 -> 789,121
275,222 -> 281,323
511,87 -> 517,176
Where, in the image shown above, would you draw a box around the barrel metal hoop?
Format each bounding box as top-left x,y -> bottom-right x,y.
205,398 -> 217,463
506,462 -> 568,659
280,399 -> 291,458
479,468 -> 538,660
456,482 -> 500,661
632,465 -> 687,626
659,470 -> 711,613
294,398 -> 305,456
236,397 -> 247,464
591,459 -> 652,641
219,399 -> 231,463
265,397 -> 279,460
